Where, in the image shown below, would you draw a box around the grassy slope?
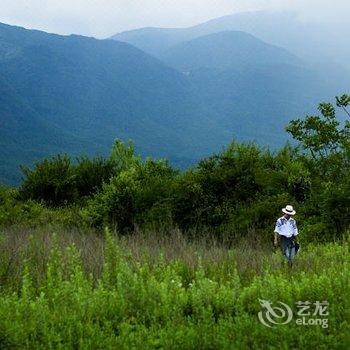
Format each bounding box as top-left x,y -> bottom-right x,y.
0,226 -> 349,349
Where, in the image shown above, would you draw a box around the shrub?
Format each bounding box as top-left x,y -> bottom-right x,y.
83,158 -> 176,231
19,154 -> 77,207
74,156 -> 116,198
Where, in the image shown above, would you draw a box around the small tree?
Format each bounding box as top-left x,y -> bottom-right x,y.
286,95 -> 350,159
19,154 -> 77,206
110,139 -> 141,172
83,140 -> 175,231
286,94 -> 350,237
74,156 -> 115,198
286,94 -> 350,180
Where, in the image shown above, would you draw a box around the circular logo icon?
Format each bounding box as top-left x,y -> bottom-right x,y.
258,299 -> 293,327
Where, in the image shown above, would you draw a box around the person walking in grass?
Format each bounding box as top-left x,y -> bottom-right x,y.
274,205 -> 299,266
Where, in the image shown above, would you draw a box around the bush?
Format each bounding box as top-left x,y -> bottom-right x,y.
74,156 -> 116,198
82,158 -> 176,231
19,154 -> 118,207
171,142 -> 266,230
11,128 -> 350,242
19,154 -> 77,207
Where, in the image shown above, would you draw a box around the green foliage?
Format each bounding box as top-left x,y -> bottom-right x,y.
336,94 -> 350,117
2,94 -> 349,241
172,142 -> 265,229
19,147 -> 117,207
286,94 -> 350,238
0,185 -> 82,228
171,142 -> 308,236
0,186 -> 45,226
19,154 -> 77,207
0,185 -> 17,205
318,178 -> 350,237
0,230 -> 349,349
286,95 -> 350,175
110,139 -> 141,172
74,156 -> 116,198
83,158 -> 176,231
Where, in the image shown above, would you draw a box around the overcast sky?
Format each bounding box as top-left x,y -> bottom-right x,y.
0,0 -> 348,38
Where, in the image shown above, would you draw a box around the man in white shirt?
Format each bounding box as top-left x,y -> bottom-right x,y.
274,205 -> 299,265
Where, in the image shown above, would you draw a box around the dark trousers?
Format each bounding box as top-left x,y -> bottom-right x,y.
279,235 -> 297,261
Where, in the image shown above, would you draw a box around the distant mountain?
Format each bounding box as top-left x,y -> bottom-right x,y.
110,27 -> 188,58
111,11 -> 350,70
187,64 -> 349,144
0,23 -> 222,185
161,31 -> 302,72
0,73 -> 99,184
1,22 -> 348,185
155,27 -> 348,146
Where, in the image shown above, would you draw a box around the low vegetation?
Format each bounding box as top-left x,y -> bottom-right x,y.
0,228 -> 349,349
2,95 -> 349,242
0,95 -> 349,348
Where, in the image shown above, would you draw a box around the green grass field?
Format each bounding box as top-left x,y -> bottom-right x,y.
0,226 -> 349,349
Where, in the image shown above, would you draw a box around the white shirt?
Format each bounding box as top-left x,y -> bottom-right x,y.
274,216 -> 298,238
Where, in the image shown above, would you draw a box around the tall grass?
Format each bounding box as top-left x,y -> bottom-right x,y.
0,226 -> 285,291
0,226 -> 349,349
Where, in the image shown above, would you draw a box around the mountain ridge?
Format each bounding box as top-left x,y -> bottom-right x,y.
0,22 -> 224,185
111,11 -> 350,70
0,21 -> 348,185
161,30 -> 302,71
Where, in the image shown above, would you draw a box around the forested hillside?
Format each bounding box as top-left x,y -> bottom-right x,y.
0,23 -> 221,184
1,21 -> 349,185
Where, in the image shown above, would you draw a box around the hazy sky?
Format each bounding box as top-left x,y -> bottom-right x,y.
0,0 -> 348,38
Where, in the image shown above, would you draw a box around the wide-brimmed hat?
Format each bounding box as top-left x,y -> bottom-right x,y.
282,205 -> 296,215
